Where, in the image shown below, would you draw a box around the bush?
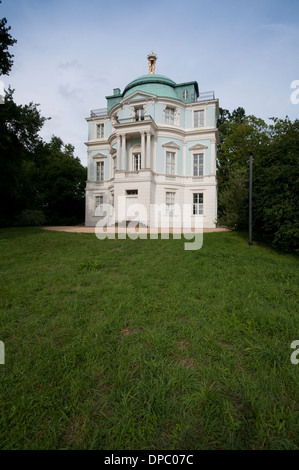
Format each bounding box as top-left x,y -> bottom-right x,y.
14,209 -> 46,227
218,167 -> 249,229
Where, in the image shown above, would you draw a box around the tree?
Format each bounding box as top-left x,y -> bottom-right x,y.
217,108 -> 269,226
0,88 -> 47,225
217,167 -> 249,230
217,108 -> 299,253
0,10 -> 87,227
217,109 -> 269,186
253,117 -> 299,253
0,5 -> 17,75
32,137 -> 87,225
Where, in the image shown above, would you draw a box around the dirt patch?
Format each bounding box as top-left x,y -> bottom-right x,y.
217,340 -> 234,348
121,327 -> 144,336
62,415 -> 86,446
177,357 -> 195,369
178,339 -> 189,350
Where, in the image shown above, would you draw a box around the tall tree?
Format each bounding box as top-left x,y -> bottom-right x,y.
0,88 -> 47,224
253,117 -> 299,253
0,3 -> 17,75
33,137 -> 86,224
0,9 -> 86,227
217,108 -> 299,253
217,110 -> 269,186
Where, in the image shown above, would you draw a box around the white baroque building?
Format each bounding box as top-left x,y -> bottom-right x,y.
85,53 -> 219,228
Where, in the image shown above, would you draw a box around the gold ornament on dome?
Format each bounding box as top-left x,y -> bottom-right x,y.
147,51 -> 157,74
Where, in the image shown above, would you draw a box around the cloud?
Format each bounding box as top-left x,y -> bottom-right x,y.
58,59 -> 83,70
58,83 -> 83,102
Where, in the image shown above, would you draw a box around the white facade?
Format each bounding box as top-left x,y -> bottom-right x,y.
85,66 -> 219,228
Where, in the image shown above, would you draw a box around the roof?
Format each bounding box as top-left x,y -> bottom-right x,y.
106,73 -> 200,112
123,74 -> 176,93
122,74 -> 199,100
122,74 -> 178,100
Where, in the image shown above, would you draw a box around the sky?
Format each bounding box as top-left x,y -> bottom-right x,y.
1,0 -> 299,166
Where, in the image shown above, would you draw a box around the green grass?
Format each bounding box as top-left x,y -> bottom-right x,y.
0,227 -> 298,450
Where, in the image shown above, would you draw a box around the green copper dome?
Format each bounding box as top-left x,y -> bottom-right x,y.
106,70 -> 199,112
122,74 -> 178,100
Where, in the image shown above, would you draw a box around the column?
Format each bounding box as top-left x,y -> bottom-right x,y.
116,135 -> 121,170
141,131 -> 145,169
183,142 -> 187,178
112,155 -> 116,178
108,152 -> 112,179
121,134 -> 126,171
146,131 -> 151,169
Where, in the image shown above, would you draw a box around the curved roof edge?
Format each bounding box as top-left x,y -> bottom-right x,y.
106,74 -> 200,112
122,74 -> 177,96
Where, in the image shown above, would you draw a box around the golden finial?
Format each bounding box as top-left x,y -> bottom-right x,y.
147,51 -> 157,74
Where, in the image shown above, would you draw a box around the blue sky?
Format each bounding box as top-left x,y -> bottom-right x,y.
1,0 -> 299,165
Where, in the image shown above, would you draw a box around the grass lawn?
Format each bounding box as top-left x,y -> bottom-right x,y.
0,227 -> 298,450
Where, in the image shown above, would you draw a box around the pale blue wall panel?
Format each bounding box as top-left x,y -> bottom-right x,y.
206,105 -> 216,127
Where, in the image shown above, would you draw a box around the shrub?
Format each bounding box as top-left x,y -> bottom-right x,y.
14,209 -> 46,227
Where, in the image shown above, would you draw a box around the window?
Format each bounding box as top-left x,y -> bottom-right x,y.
133,153 -> 141,171
95,195 -> 103,216
165,107 -> 175,125
182,89 -> 189,100
166,151 -> 175,175
166,192 -> 175,215
193,193 -> 203,215
126,190 -> 138,195
135,107 -> 144,121
96,123 -> 104,138
194,110 -> 204,127
193,153 -> 204,176
96,161 -> 104,181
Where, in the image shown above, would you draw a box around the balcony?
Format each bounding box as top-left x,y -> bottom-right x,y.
191,91 -> 215,102
116,115 -> 154,125
90,108 -> 108,117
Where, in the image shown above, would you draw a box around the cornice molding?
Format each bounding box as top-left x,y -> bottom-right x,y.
189,143 -> 208,150
92,152 -> 107,159
162,141 -> 181,150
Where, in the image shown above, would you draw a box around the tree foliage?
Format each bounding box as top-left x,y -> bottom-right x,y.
0,87 -> 47,224
0,89 -> 86,226
0,12 -> 17,75
217,109 -> 299,253
0,11 -> 86,227
253,118 -> 299,253
33,137 -> 87,224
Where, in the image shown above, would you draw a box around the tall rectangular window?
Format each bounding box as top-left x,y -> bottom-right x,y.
133,153 -> 141,171
95,195 -> 103,215
96,123 -> 104,138
194,110 -> 204,127
135,107 -> 144,121
193,193 -> 203,215
193,153 -> 204,176
166,151 -> 175,175
165,107 -> 175,125
166,192 -> 175,215
96,161 -> 104,181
